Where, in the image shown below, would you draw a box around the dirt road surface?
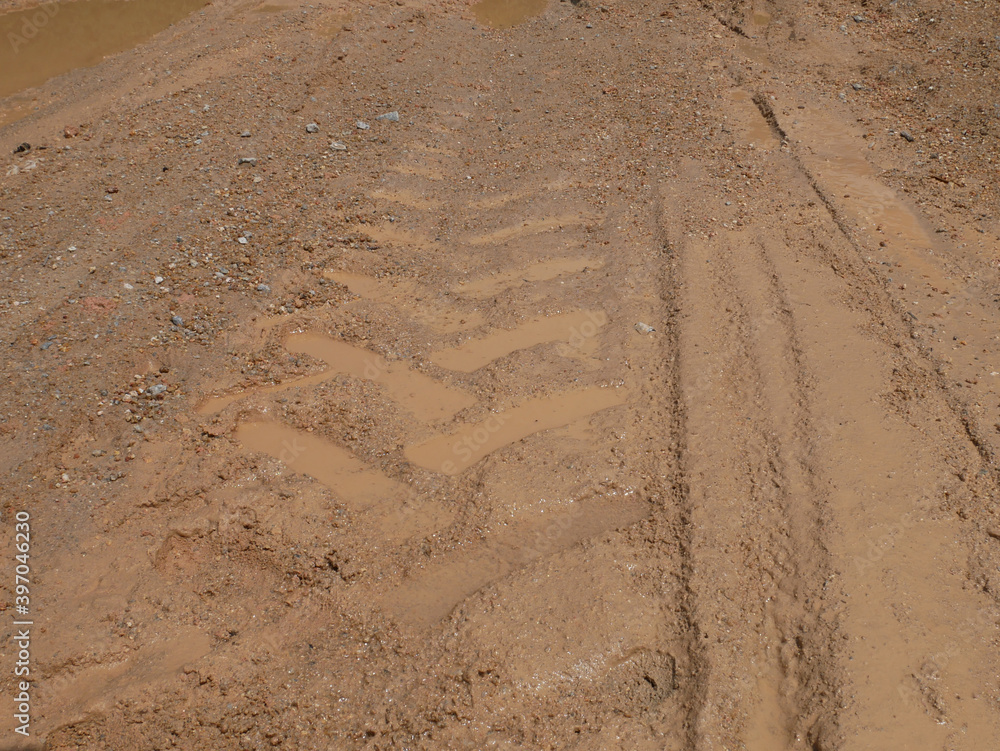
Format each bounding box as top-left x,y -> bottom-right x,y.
1,0 -> 999,748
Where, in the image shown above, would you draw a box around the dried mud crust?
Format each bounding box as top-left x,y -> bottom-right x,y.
1,0 -> 1000,749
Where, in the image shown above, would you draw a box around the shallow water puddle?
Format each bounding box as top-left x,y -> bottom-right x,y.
237,421 -> 453,538
385,493 -> 649,625
453,256 -> 603,299
199,328 -> 475,417
431,310 -> 607,372
38,628 -> 210,732
726,89 -> 778,149
386,162 -> 446,180
783,107 -> 950,287
370,187 -> 443,210
472,0 -> 548,29
363,224 -> 436,252
0,0 -> 208,99
198,371 -> 332,415
327,271 -> 484,333
737,37 -> 770,66
744,610 -> 794,750
468,177 -> 571,210
286,332 -> 475,421
468,213 -> 594,246
405,386 -> 626,475
237,422 -> 402,507
325,271 -> 417,300
0,93 -> 33,127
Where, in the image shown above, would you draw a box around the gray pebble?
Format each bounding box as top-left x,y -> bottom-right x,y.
356,121 -> 370,130
306,122 -> 319,133
237,157 -> 257,165
257,283 -> 271,293
148,384 -> 167,397
171,315 -> 183,326
376,111 -> 400,122
900,131 -> 915,142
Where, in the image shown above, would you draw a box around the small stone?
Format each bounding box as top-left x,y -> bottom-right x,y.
356,121 -> 370,130
13,143 -> 30,154
238,237 -> 248,244
900,131 -> 915,142
376,111 -> 400,122
329,141 -> 347,151
171,316 -> 183,326
154,276 -> 164,284
148,384 -> 168,397
852,14 -> 865,22
240,131 -> 251,137
256,283 -> 271,293
306,122 -> 320,133
63,125 -> 79,138
634,322 -> 656,334
237,157 -> 257,165
851,82 -> 863,90
124,283 -> 134,290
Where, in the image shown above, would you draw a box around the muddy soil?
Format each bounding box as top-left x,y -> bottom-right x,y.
1,0 -> 999,749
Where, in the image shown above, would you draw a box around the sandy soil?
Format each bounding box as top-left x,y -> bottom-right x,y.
1,0 -> 999,748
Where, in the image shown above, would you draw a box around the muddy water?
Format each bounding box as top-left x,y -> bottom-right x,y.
325,271 -> 415,301
386,493 -> 649,625
469,213 -> 593,246
431,310 -> 607,372
237,421 -> 453,539
200,330 -> 476,417
405,386 -> 626,475
38,627 -> 211,732
236,422 -> 402,507
326,271 -> 485,333
805,118 -> 936,249
197,371 -> 333,415
782,107 -> 953,289
727,89 -> 778,149
472,0 -> 548,29
728,89 -> 780,149
0,0 -> 208,99
453,256 -> 603,298
371,187 -> 443,210
286,332 -> 475,421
